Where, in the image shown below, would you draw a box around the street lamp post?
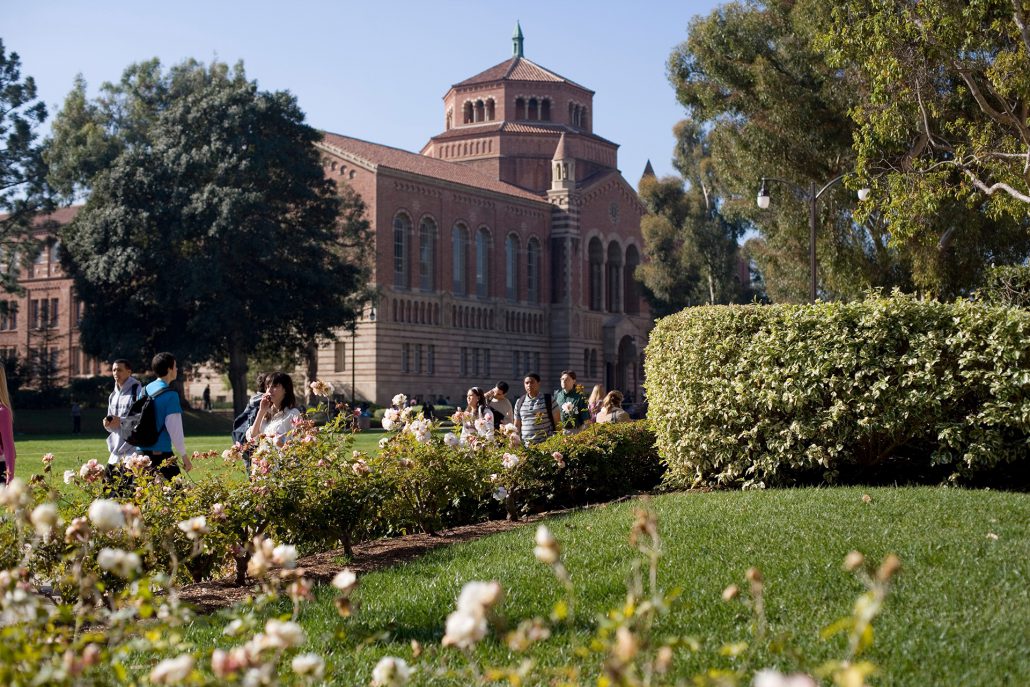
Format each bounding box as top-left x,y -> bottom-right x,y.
757,176 -> 869,303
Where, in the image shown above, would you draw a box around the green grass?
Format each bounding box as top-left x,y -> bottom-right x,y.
12,421 -> 387,485
183,487 -> 1029,686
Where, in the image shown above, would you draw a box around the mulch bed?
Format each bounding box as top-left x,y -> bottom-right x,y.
178,516 -> 546,614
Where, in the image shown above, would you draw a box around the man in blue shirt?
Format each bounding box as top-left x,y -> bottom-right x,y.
135,352 -> 191,479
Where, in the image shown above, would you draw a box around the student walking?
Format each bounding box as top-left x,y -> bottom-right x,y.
514,373 -> 558,445
0,365 -> 15,484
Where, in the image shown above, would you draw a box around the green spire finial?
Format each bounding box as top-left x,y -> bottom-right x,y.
513,20 -> 524,57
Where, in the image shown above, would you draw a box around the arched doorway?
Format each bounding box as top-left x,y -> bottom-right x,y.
616,335 -> 638,402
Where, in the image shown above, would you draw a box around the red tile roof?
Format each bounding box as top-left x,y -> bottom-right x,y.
453,57 -> 592,92
427,121 -> 617,147
0,206 -> 81,227
318,131 -> 549,204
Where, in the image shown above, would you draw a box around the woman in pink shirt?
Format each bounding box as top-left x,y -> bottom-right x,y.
0,365 -> 15,484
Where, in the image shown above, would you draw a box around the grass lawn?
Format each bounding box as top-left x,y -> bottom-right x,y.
12,412 -> 387,485
184,487 -> 1029,686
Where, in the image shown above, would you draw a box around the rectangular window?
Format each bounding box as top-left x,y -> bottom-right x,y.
72,299 -> 81,326
402,343 -> 410,373
460,347 -> 468,376
8,304 -> 16,331
70,346 -> 80,375
50,298 -> 59,327
334,341 -> 346,372
29,299 -> 39,329
428,345 -> 435,375
416,343 -> 422,374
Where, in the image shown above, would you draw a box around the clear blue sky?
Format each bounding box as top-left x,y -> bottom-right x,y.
4,0 -> 721,185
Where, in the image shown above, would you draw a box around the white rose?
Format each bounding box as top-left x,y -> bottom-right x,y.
752,670 -> 818,687
442,609 -> 487,649
291,653 -> 325,679
372,656 -> 411,686
63,470 -> 76,484
0,477 -> 27,508
265,619 -> 306,648
392,394 -> 407,408
88,499 -> 126,532
332,568 -> 358,595
457,580 -> 503,615
176,516 -> 209,540
149,654 -> 195,684
30,503 -> 59,536
272,544 -> 298,568
97,547 -> 142,578
444,433 -> 459,447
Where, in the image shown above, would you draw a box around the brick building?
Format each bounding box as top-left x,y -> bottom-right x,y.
314,28 -> 652,406
0,206 -> 108,388
2,28 -> 653,407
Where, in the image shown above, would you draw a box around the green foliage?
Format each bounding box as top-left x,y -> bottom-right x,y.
976,264 -> 1030,308
823,0 -> 1030,238
636,121 -> 750,314
46,59 -> 373,413
0,38 -> 53,293
645,293 -> 1030,488
667,0 -> 1024,300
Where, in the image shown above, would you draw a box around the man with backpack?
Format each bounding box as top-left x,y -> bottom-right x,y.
231,371 -> 269,474
513,373 -> 559,446
105,352 -> 191,480
103,359 -> 142,466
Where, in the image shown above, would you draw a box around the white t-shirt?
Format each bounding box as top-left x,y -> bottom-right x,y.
247,407 -> 302,443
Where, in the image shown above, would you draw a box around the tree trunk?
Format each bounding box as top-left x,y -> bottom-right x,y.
304,340 -> 318,406
228,338 -> 249,417
707,270 -> 716,304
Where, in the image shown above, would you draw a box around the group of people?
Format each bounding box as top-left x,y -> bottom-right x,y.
458,370 -> 633,446
103,354 -> 302,481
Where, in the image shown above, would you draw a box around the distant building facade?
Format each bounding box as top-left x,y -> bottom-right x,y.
314,29 -> 652,405
0,207 -> 108,387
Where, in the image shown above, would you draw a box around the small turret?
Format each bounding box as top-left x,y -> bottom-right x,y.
641,159 -> 656,182
513,21 -> 524,57
551,133 -> 576,191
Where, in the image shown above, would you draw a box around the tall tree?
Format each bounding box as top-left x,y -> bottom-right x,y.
637,119 -> 748,315
0,38 -> 53,292
48,60 -> 372,414
822,0 -> 1030,289
666,0 -> 1004,300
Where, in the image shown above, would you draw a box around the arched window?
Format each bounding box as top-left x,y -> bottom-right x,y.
505,234 -> 520,301
475,227 -> 491,299
463,102 -> 473,124
475,100 -> 485,122
607,241 -> 623,312
527,238 -> 541,303
452,223 -> 469,296
515,97 -> 526,120
588,238 -> 604,311
418,217 -> 437,291
528,97 -> 539,120
393,213 -> 412,289
540,98 -> 551,121
485,98 -> 495,121
624,245 -> 640,314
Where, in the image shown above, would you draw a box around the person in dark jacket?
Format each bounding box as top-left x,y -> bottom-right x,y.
231,371 -> 269,474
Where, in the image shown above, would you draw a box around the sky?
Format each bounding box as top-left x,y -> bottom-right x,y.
4,0 -> 722,185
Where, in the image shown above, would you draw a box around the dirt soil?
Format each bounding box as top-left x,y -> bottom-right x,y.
178,516 -> 547,614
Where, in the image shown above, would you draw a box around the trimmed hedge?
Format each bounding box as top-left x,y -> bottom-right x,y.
645,292 -> 1030,489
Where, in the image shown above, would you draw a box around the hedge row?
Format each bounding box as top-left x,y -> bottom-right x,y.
644,292 -> 1030,489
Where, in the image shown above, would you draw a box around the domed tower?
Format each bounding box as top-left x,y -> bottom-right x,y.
421,23 -> 619,194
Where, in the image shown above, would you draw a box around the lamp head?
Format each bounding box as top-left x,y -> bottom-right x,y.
757,178 -> 770,209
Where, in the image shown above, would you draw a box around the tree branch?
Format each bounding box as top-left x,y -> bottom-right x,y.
953,63 -> 1030,144
1012,0 -> 1030,57
962,167 -> 1030,203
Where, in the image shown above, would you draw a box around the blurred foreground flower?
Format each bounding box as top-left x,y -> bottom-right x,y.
372,656 -> 411,686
